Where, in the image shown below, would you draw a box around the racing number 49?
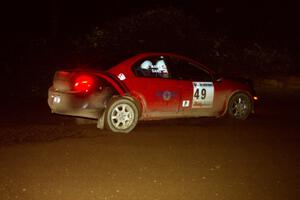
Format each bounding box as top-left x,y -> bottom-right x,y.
194,88 -> 206,100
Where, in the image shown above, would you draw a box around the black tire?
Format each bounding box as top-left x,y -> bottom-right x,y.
227,93 -> 252,120
105,98 -> 139,133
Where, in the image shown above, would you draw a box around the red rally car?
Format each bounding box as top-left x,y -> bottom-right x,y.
48,52 -> 258,133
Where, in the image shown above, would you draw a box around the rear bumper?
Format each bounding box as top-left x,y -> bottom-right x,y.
48,87 -> 112,119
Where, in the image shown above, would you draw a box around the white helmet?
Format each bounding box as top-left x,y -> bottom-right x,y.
156,60 -> 168,74
140,60 -> 153,70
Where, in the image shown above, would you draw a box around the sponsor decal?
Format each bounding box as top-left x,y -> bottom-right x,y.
163,91 -> 172,101
156,91 -> 177,101
182,100 -> 190,107
118,73 -> 126,81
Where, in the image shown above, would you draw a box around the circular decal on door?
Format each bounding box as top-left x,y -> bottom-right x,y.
163,91 -> 172,101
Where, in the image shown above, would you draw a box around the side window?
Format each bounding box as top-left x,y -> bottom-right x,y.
169,58 -> 212,81
132,56 -> 170,78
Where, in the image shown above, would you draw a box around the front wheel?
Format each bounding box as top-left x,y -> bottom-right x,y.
227,93 -> 252,120
105,98 -> 139,133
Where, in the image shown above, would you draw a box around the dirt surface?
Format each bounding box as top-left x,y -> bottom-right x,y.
0,91 -> 299,200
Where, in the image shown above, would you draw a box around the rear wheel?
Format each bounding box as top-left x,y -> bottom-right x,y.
105,98 -> 139,133
227,93 -> 252,120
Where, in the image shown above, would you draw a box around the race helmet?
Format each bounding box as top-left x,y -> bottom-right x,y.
155,60 -> 168,74
140,60 -> 153,70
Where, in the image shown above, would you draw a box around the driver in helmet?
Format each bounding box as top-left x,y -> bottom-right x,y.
155,60 -> 169,78
138,60 -> 153,77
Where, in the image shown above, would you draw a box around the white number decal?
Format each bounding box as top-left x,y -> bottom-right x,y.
192,82 -> 214,108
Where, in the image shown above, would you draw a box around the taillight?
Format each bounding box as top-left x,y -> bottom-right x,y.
73,75 -> 94,93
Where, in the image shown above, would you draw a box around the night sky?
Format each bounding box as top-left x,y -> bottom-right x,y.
2,0 -> 299,46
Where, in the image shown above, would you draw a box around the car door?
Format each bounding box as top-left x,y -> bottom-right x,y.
130,56 -> 181,117
168,57 -> 216,117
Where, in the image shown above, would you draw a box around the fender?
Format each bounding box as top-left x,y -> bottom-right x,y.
93,71 -> 129,95
92,72 -> 143,129
93,72 -> 145,115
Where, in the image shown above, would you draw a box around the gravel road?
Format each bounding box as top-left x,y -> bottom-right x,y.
0,91 -> 299,200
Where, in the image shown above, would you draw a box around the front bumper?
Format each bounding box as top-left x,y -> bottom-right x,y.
48,87 -> 112,119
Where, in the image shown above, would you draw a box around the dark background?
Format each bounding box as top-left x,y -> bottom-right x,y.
2,1 -> 299,41
0,0 -> 299,98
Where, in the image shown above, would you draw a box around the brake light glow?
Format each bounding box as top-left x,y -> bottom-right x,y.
73,75 -> 94,93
